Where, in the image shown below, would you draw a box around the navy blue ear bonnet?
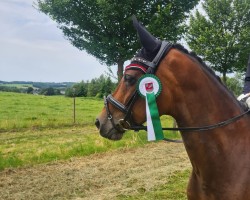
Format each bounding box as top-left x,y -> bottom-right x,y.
132,16 -> 162,63
125,16 -> 172,74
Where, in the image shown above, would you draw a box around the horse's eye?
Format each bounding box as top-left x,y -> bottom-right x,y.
124,74 -> 137,86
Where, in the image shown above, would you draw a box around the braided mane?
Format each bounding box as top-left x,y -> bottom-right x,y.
172,44 -> 247,109
172,43 -> 222,83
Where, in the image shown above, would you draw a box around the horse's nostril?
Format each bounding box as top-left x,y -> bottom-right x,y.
95,118 -> 100,129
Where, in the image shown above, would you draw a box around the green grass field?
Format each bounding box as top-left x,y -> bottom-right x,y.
0,92 -> 103,131
0,92 -> 188,199
0,92 -> 180,170
0,126 -> 149,170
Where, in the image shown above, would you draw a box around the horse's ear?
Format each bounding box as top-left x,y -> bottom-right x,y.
132,15 -> 161,52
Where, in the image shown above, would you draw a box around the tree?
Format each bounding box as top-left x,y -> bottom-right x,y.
27,87 -> 34,94
103,77 -> 114,96
86,75 -> 110,97
37,0 -> 199,80
226,73 -> 244,96
64,75 -> 116,97
87,78 -> 99,97
39,87 -> 61,95
65,81 -> 87,97
186,0 -> 250,82
73,81 -> 88,97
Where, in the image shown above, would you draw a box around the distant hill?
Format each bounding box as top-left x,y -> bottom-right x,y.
0,81 -> 75,89
0,81 -> 76,94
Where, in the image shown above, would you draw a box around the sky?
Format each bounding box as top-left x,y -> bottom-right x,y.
0,0 -> 108,82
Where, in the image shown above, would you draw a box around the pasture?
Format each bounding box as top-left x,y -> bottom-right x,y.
0,92 -> 190,199
0,92 -> 102,131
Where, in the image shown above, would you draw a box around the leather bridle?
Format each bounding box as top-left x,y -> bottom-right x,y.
104,41 -> 173,132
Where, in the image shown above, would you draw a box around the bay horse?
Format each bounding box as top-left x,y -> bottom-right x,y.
95,17 -> 250,199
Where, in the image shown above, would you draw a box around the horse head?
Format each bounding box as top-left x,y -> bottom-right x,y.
95,17 -> 174,140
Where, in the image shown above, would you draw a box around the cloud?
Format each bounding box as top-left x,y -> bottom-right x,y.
0,0 -> 108,82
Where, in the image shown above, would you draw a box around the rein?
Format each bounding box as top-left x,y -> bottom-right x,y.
104,41 -> 250,143
130,109 -> 250,132
131,109 -> 250,143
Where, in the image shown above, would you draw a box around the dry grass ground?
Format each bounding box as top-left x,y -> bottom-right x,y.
0,142 -> 190,200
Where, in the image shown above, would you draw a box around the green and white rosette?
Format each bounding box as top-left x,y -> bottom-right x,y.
137,74 -> 164,141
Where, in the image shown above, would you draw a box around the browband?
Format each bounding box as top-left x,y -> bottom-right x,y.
125,63 -> 147,73
129,41 -> 172,74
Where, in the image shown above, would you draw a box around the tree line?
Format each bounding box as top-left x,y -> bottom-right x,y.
65,75 -> 116,98
0,73 -> 243,97
0,75 -> 116,97
0,85 -> 62,95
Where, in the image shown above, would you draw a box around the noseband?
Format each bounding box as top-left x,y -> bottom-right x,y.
104,41 -> 173,131
104,91 -> 139,132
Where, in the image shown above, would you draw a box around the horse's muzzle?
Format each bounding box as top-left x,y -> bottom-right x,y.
95,118 -> 100,130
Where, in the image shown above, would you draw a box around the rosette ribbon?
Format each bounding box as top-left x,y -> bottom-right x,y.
137,74 -> 164,141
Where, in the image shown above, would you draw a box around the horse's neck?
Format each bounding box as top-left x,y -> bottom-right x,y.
158,49 -> 250,174
160,49 -> 242,128
174,75 -> 241,128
